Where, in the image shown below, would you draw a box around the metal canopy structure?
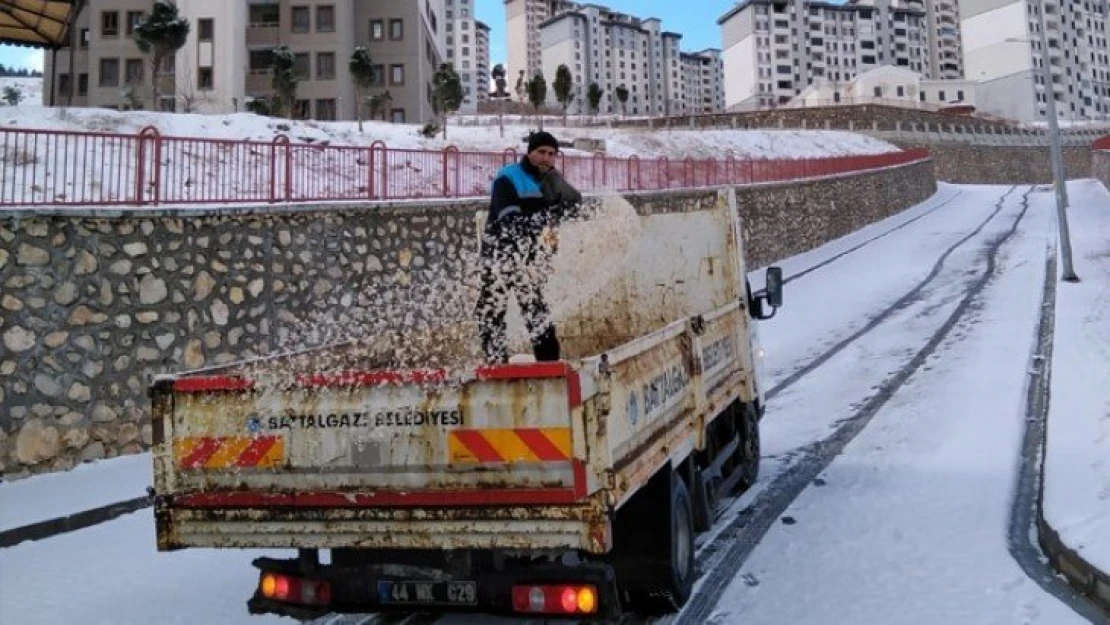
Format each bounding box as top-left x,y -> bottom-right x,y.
0,0 -> 80,48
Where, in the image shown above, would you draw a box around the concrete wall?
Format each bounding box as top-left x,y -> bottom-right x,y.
0,158 -> 935,480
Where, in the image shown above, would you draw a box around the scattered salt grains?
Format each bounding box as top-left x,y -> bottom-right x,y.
237,194 -> 646,390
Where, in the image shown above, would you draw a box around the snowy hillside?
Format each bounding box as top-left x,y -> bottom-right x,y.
0,77 -> 44,107
0,105 -> 899,159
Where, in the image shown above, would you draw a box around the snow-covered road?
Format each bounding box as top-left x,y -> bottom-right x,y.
2,182 -> 1107,625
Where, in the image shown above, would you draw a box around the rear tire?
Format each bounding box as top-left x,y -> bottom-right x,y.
614,470 -> 696,615
736,402 -> 760,490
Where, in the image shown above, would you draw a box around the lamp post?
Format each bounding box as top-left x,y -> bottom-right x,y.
1030,0 -> 1079,281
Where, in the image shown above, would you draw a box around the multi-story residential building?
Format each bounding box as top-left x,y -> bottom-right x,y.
444,0 -> 490,113
532,2 -> 725,115
925,0 -> 962,79
962,0 -> 1110,121
719,0 -> 956,110
44,0 -> 446,124
505,0 -> 575,90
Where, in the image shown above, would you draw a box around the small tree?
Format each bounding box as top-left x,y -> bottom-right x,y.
432,63 -> 464,140
349,47 -> 374,131
2,86 -> 23,106
553,64 -> 574,125
527,71 -> 547,130
133,1 -> 190,111
615,84 -> 629,116
270,46 -> 299,119
368,90 -> 393,121
515,69 -> 527,103
587,82 -> 603,118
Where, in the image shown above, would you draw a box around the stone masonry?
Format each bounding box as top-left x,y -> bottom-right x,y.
0,159 -> 934,480
1096,148 -> 1110,191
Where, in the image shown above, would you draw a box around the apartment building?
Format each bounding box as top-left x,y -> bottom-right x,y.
533,3 -> 725,115
962,0 -> 1110,121
505,0 -> 575,88
44,0 -> 175,110
444,0 -> 490,113
719,0 -> 952,110
44,0 -> 446,124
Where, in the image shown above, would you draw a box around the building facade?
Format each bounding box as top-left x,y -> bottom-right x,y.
444,0 -> 490,113
529,2 -> 725,116
962,0 -> 1110,122
795,65 -> 977,107
44,0 -> 446,124
719,0 -> 958,110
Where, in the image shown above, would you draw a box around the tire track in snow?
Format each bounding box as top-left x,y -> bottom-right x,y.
766,185 -> 1017,401
1008,244 -> 1108,623
665,186 -> 1033,625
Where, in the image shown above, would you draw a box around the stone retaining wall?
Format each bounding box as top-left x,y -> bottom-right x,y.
889,142 -> 1093,185
0,158 -> 935,480
1095,149 -> 1110,191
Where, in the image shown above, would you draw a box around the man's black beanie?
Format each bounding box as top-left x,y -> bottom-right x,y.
527,131 -> 560,154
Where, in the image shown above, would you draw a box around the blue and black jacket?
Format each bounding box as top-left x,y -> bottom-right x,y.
485,157 -> 583,238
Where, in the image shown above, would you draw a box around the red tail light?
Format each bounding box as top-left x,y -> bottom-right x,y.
258,572 -> 332,607
511,584 -> 598,615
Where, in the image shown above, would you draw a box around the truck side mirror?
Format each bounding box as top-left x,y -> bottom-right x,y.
765,267 -> 783,309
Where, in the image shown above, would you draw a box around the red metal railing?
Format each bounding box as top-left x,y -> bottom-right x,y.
1094,136 -> 1110,151
0,125 -> 931,208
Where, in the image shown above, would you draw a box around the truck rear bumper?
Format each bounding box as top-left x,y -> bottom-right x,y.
156,503 -> 612,553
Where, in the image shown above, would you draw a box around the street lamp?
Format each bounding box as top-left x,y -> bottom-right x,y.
1008,0 -> 1079,282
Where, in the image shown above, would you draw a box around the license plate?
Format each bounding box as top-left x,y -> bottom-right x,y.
377,580 -> 478,606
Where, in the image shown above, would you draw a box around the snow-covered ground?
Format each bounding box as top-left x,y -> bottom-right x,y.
0,76 -> 43,107
0,104 -> 898,160
1044,180 -> 1110,580
2,180 -> 1108,625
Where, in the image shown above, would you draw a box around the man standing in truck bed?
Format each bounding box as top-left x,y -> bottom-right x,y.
476,131 -> 583,364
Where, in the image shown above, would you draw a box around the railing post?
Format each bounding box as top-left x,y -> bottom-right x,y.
136,127 -> 161,206
658,156 -> 668,189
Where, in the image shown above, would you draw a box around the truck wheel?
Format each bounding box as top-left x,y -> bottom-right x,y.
631,472 -> 696,615
737,403 -> 760,489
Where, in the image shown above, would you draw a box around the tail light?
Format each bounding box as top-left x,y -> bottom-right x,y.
258,572 -> 331,607
511,584 -> 598,615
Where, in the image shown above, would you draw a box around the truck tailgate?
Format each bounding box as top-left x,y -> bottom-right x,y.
152,363 -> 607,551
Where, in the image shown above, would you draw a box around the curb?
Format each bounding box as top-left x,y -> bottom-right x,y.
0,494 -> 152,548
1039,491 -> 1110,619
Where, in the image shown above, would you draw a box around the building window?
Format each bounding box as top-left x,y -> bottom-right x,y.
371,64 -> 385,86
896,85 -> 905,97
957,89 -> 965,101
198,18 -> 214,42
292,6 -> 310,33
316,98 -> 336,121
79,28 -> 89,48
249,49 -> 273,72
317,6 -> 335,32
198,67 -> 213,90
390,64 -> 404,85
294,53 -> 310,80
294,100 -> 310,119
390,19 -> 403,40
125,58 -> 144,84
101,11 -> 119,37
316,52 -> 336,80
99,58 -> 119,87
391,108 -> 405,123
78,74 -> 88,96
938,90 -> 946,101
370,19 -> 384,40
57,73 -> 70,97
249,4 -> 280,27
125,11 -> 143,36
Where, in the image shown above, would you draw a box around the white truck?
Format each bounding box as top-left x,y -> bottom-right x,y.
150,188 -> 783,620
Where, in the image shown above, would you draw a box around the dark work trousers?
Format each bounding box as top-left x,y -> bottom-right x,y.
475,218 -> 561,364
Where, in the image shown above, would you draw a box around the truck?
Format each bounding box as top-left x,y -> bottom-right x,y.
150,187 -> 784,621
